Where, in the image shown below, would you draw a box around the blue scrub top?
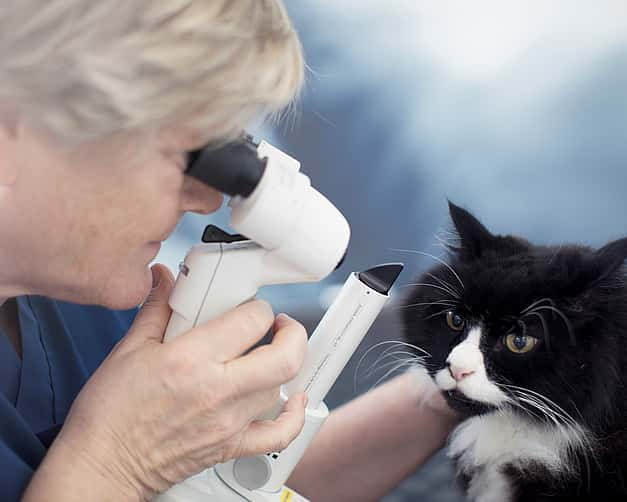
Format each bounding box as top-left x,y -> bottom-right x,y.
0,296 -> 137,500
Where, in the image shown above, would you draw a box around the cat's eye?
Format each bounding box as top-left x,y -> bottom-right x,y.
446,311 -> 465,331
504,333 -> 538,354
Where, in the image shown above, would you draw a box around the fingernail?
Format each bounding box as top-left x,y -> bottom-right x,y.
277,313 -> 293,321
303,394 -> 309,407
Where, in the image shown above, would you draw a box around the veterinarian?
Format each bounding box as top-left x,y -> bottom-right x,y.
0,1 -> 458,500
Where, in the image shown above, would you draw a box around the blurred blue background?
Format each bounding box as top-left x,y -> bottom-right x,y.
157,2 -> 627,500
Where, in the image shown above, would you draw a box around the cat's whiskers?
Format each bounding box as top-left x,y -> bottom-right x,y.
434,230 -> 462,253
527,305 -> 576,346
398,282 -> 461,301
500,395 -> 545,423
511,391 -> 592,484
513,393 -> 594,489
358,340 -> 431,361
353,340 -> 430,393
426,272 -> 462,300
371,358 -> 423,390
362,352 -> 426,380
502,384 -> 580,428
517,319 -> 528,338
394,299 -> 458,312
423,306 -> 457,321
499,383 -> 598,486
520,297 -> 555,316
497,382 -> 580,433
365,349 -> 424,376
521,311 -> 552,353
388,248 -> 465,291
510,392 -> 566,428
567,397 -> 587,425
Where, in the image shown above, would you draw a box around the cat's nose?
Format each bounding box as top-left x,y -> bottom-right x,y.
447,362 -> 475,382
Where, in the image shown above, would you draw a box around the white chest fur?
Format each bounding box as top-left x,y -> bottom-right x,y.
448,409 -> 587,502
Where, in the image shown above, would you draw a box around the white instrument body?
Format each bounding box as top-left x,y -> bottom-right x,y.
154,138 -> 401,501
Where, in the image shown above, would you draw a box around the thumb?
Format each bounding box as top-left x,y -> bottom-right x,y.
127,264 -> 175,345
235,393 -> 307,458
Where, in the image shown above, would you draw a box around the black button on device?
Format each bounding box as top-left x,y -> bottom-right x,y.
201,224 -> 250,244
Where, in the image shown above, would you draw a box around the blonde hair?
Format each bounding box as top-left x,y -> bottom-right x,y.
0,0 -> 304,144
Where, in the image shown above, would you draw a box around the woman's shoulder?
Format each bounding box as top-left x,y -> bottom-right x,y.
22,296 -> 137,333
18,296 -> 138,373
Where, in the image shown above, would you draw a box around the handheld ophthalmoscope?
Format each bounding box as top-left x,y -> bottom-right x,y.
154,135 -> 404,502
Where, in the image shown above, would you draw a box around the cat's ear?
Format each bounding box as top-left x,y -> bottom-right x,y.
592,237 -> 627,282
448,201 -> 496,260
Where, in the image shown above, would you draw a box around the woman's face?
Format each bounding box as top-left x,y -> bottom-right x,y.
0,123 -> 223,309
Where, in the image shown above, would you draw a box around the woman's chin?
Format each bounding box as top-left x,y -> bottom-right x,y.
97,268 -> 153,310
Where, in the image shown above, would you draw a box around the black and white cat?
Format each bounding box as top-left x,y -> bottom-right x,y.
402,202 -> 627,501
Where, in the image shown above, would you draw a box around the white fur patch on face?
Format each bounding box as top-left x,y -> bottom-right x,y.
434,326 -> 509,405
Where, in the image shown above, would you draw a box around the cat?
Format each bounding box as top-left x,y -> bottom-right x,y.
401,202 -> 627,501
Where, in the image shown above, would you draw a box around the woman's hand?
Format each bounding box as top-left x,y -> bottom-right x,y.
24,264 -> 308,501
288,369 -> 459,502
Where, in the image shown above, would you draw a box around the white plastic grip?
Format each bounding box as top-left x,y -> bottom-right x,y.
255,401 -> 329,493
163,241 -> 263,342
163,243 -> 223,342
215,394 -> 328,496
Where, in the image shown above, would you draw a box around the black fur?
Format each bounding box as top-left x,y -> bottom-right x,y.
402,202 -> 627,500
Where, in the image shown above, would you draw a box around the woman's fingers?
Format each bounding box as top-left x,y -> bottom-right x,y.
178,299 -> 275,362
233,393 -> 308,457
221,313 -> 308,396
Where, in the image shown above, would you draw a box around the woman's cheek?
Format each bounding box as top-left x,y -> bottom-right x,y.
155,166 -> 186,212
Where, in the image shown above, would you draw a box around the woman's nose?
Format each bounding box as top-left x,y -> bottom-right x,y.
181,175 -> 224,214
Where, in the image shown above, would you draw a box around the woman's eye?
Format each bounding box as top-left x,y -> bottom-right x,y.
445,311 -> 465,331
504,333 -> 539,354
